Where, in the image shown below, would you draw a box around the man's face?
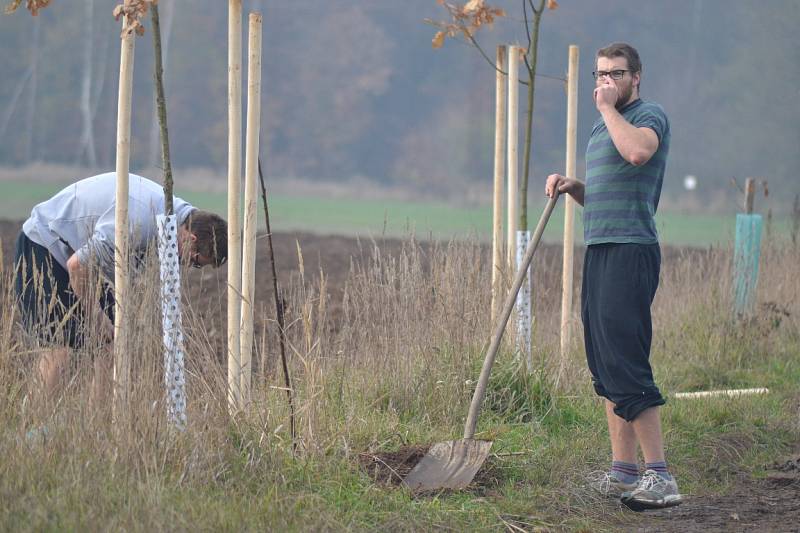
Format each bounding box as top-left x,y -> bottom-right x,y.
176,226 -> 214,269
595,56 -> 639,109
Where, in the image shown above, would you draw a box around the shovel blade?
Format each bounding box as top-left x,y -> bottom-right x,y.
402,439 -> 492,491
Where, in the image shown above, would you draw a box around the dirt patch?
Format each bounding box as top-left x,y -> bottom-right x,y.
358,445 -> 430,486
357,444 -> 502,494
623,455 -> 800,533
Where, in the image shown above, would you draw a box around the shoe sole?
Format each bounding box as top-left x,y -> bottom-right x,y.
621,495 -> 683,512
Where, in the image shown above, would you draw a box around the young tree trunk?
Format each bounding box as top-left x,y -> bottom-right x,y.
0,67 -> 33,149
77,0 -> 97,167
151,2 -> 174,213
519,0 -> 544,232
23,16 -> 40,163
148,0 -> 175,170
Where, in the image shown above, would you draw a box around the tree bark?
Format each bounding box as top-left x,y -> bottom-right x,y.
520,0 -> 545,232
151,3 -> 174,214
77,0 -> 97,167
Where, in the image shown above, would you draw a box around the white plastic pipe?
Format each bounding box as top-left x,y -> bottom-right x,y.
674,388 -> 769,399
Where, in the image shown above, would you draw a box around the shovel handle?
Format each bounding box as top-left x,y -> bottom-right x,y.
463,193 -> 560,440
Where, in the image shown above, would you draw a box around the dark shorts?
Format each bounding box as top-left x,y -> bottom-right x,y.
14,231 -> 114,349
581,242 -> 665,422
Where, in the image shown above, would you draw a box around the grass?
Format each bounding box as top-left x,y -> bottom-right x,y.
0,179 -> 794,246
1,213 -> 799,530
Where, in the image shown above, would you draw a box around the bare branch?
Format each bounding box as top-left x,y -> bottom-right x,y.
523,0 -> 532,73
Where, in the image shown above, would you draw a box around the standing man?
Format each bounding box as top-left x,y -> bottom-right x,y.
546,43 -> 682,510
15,172 -> 227,404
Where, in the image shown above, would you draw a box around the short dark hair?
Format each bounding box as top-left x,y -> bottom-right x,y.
596,42 -> 642,74
597,42 -> 642,91
185,210 -> 227,267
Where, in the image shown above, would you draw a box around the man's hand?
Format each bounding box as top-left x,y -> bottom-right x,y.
66,253 -> 89,300
593,79 -> 618,111
546,174 -> 585,206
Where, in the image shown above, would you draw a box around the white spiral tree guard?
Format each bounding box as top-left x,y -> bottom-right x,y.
156,214 -> 187,429
515,229 -> 533,372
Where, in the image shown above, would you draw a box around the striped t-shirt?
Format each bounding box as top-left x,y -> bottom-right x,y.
583,99 -> 670,245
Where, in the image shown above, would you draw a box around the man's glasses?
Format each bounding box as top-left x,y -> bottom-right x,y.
189,252 -> 202,269
592,69 -> 629,80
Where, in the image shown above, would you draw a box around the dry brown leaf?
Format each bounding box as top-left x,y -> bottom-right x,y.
113,0 -> 158,37
463,0 -> 483,13
547,0 -> 559,9
429,0 -> 506,49
4,0 -> 51,16
432,30 -> 446,49
3,0 -> 23,14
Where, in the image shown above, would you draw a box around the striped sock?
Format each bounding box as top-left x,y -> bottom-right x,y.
646,461 -> 672,480
611,461 -> 639,484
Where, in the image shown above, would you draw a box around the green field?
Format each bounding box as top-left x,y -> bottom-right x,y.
0,180 -> 791,246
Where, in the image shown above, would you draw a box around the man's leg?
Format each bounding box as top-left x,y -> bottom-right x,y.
631,405 -> 665,464
37,346 -> 71,401
606,399 -> 638,463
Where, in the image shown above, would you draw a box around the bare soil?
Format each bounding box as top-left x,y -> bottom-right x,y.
624,456 -> 800,532
2,218 -> 798,531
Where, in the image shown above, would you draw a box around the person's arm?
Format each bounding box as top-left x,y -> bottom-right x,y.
594,82 -> 659,166
545,174 -> 585,206
66,252 -> 114,343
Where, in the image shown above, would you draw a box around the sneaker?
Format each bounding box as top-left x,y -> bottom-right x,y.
587,470 -> 639,498
621,469 -> 683,511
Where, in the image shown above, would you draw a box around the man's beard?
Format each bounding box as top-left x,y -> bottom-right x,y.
615,82 -> 635,109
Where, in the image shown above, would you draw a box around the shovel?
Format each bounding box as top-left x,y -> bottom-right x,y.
403,193 -> 560,491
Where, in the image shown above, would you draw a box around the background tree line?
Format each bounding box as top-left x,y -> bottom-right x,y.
0,0 -> 797,211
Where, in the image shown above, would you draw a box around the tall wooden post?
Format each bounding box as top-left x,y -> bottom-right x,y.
506,45 -> 519,273
744,177 -> 755,214
490,45 -> 507,326
240,13 -> 262,409
560,45 -> 579,365
227,0 -> 243,413
113,17 -> 135,413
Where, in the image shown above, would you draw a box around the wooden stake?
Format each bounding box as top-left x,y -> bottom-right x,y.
559,45 -> 578,365
113,17 -> 135,413
490,45 -> 507,326
745,177 -> 755,214
227,0 -> 243,413
240,12 -> 262,409
506,46 -> 519,273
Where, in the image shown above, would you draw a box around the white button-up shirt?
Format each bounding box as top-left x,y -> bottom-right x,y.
22,172 -> 195,279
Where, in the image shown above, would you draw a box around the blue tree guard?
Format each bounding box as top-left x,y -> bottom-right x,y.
733,213 -> 763,316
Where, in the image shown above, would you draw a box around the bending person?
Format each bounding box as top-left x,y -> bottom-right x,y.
14,172 -> 227,405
